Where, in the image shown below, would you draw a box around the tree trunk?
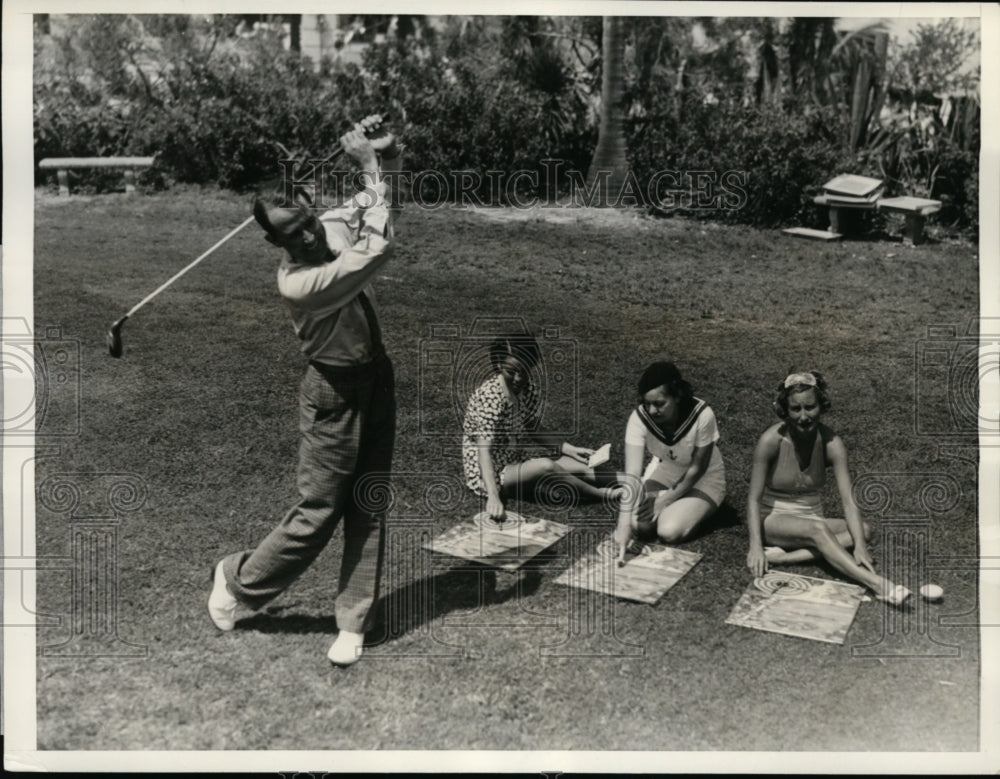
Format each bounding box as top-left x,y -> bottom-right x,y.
865,32 -> 890,146
755,42 -> 779,106
585,16 -> 629,206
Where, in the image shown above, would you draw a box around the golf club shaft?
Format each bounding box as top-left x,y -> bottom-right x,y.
124,215 -> 255,318
316,141 -> 344,169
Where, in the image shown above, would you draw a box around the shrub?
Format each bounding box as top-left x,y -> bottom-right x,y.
34,18 -> 596,200
31,15 -> 977,238
358,39 -> 595,202
628,95 -> 851,228
34,19 -> 358,191
928,143 -> 978,238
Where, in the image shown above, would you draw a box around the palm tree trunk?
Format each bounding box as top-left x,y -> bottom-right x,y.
673,57 -> 688,121
585,16 -> 629,205
865,32 -> 890,145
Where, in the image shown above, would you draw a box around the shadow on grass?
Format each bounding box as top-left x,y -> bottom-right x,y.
366,565 -> 544,648
236,609 -> 332,635
633,499 -> 741,544
853,228 -> 940,246
690,500 -> 741,542
233,565 -> 544,645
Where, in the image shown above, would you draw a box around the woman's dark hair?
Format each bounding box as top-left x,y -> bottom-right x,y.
637,361 -> 693,401
489,333 -> 541,371
773,370 -> 832,418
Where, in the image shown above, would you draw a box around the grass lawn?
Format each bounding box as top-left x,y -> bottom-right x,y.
32,187 -> 979,752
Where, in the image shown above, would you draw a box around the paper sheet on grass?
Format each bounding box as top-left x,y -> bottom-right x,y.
725,571 -> 867,644
587,443 -> 611,468
554,536 -> 702,604
423,511 -> 569,571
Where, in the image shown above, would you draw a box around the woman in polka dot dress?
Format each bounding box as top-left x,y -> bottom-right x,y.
462,333 -> 621,521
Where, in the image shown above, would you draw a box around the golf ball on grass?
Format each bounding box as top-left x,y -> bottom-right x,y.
920,583 -> 944,601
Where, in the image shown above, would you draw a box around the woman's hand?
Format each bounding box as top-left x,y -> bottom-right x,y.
853,546 -> 876,573
486,494 -> 506,522
613,521 -> 632,566
644,484 -> 678,512
747,544 -> 768,578
561,443 -> 593,464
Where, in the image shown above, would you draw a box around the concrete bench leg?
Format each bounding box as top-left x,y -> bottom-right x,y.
903,213 -> 927,245
123,169 -> 136,195
57,169 -> 70,197
828,206 -> 862,236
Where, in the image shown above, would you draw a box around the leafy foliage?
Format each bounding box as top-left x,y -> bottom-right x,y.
873,19 -> 980,235
888,18 -> 979,98
630,95 -> 850,227
359,30 -> 594,201
34,16 -> 366,190
32,13 -> 978,234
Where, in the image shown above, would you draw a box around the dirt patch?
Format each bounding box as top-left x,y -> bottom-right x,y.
462,202 -> 657,228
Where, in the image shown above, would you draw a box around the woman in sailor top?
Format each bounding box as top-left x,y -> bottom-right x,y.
744,371 -> 910,606
613,361 -> 727,561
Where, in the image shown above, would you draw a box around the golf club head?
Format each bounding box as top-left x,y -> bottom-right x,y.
107,317 -> 127,358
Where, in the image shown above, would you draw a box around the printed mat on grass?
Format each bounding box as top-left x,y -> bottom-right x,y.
423,511 -> 569,571
726,571 -> 867,644
553,536 -> 702,604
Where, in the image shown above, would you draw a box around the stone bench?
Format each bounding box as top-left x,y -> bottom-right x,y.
38,156 -> 156,196
877,196 -> 943,246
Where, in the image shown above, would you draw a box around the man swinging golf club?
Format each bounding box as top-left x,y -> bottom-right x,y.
208,114 -> 403,667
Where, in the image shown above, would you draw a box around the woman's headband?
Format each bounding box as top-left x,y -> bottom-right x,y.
783,372 -> 817,389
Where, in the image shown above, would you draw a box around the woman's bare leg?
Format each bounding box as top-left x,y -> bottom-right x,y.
765,519 -> 871,564
502,458 -> 620,503
763,514 -> 893,596
654,494 -> 717,544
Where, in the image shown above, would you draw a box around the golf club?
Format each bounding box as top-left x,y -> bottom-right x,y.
108,113 -> 390,358
276,111 -> 391,205
107,214 -> 256,358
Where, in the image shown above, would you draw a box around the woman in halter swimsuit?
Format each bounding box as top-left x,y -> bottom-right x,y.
745,371 -> 910,606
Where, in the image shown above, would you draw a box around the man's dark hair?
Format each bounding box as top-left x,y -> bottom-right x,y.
252,191 -> 313,240
252,195 -> 279,238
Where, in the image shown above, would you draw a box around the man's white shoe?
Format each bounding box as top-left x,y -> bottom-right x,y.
208,560 -> 237,631
327,630 -> 365,666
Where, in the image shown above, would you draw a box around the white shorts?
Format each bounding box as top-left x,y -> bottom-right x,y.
760,491 -> 825,523
642,459 -> 727,512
